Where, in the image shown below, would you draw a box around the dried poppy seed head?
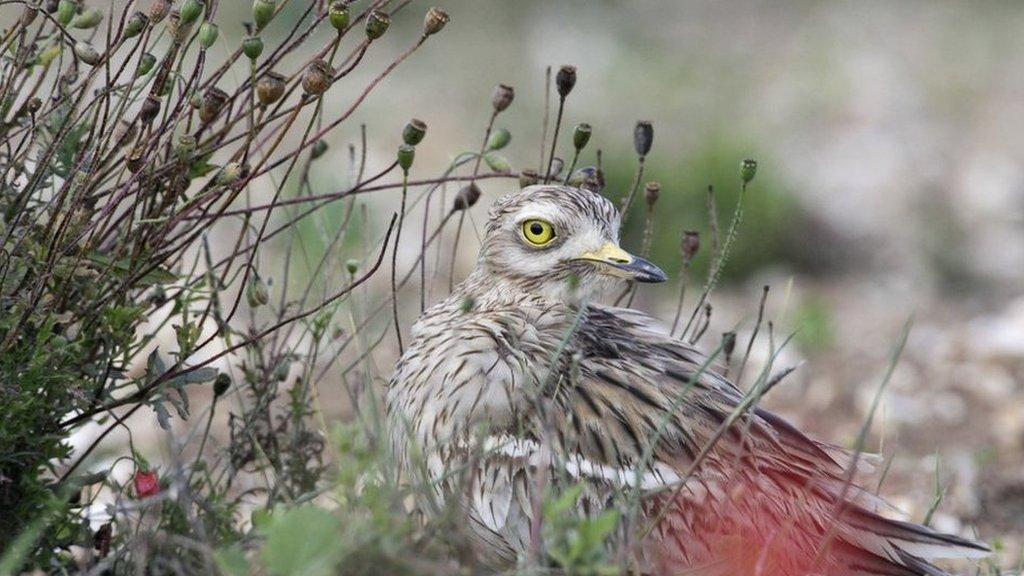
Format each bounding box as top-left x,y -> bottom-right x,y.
199,87 -> 228,124
126,145 -> 146,172
722,331 -> 736,356
423,7 -> 449,37
644,181 -> 660,209
492,84 -> 515,112
256,71 -> 286,105
148,0 -> 170,23
567,166 -> 605,193
680,230 -> 700,264
547,157 -> 564,180
556,65 -> 577,98
302,59 -> 333,96
634,121 -> 653,157
518,169 -> 539,189
403,118 -> 427,146
140,94 -> 161,123
453,183 -> 482,211
74,41 -> 100,65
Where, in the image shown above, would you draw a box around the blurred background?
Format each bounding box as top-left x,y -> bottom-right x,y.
326,2 -> 1024,558
35,0 -> 1023,568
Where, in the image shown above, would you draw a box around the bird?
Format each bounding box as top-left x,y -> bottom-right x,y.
386,184 -> 989,575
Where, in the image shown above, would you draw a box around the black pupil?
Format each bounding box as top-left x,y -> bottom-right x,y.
530,223 -> 544,235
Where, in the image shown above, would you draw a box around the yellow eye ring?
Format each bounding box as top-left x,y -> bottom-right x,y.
521,219 -> 556,246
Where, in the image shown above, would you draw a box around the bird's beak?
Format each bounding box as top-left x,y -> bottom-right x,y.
576,242 -> 667,283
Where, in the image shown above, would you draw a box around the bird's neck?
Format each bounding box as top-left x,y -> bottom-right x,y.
454,266 -> 574,311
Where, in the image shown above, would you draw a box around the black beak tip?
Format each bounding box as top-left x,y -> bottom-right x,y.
634,259 -> 668,283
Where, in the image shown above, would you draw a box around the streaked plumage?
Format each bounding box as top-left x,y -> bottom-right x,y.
386,185 -> 987,575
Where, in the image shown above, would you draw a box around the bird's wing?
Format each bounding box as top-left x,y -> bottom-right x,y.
523,303 -> 989,574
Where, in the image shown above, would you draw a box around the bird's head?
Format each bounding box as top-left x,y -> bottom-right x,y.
475,185 -> 666,302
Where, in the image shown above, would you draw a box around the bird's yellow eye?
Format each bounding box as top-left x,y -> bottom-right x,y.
521,219 -> 556,246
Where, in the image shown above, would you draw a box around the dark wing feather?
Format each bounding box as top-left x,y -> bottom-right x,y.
550,304 -> 988,575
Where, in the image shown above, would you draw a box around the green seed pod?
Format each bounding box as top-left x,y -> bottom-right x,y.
328,1 -> 349,32
365,9 -> 390,40
149,0 -> 170,24
246,274 -> 269,306
486,127 -> 511,151
484,153 -> 511,174
740,158 -> 757,184
136,53 -> 156,76
123,11 -> 149,38
345,259 -> 359,276
634,120 -> 653,157
179,0 -> 204,25
56,0 -> 77,26
311,140 -> 328,159
256,71 -> 285,105
37,43 -> 62,67
73,41 -> 100,65
198,21 -> 218,49
555,65 -> 576,98
492,83 -> 514,112
397,144 -> 415,172
518,169 -> 539,188
189,92 -> 203,108
572,123 -> 591,151
71,8 -> 102,29
301,59 -> 333,96
252,0 -> 275,31
175,134 -> 196,162
402,118 -> 426,146
422,6 -> 449,37
242,36 -> 263,60
213,373 -> 231,397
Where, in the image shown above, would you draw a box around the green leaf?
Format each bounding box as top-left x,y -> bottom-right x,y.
189,153 -> 219,178
87,253 -> 176,286
259,507 -> 342,576
181,366 -> 218,384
